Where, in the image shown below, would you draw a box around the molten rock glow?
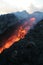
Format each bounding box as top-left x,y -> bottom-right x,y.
0,17 -> 36,53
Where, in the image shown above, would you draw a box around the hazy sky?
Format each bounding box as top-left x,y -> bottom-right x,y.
0,0 -> 43,14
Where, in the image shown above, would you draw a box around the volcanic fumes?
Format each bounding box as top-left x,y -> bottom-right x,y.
0,17 -> 36,53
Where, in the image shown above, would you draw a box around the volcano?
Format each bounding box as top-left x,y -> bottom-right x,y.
0,11 -> 36,53
0,11 -> 43,65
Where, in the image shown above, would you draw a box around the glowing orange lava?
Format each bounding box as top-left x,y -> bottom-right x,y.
0,17 -> 36,53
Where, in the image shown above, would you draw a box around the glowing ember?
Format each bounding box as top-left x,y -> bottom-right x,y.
0,17 -> 36,53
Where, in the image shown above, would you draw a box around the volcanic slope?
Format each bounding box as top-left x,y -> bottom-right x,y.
0,20 -> 43,65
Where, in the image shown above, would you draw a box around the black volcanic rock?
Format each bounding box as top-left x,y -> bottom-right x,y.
0,13 -> 19,34
0,20 -> 43,65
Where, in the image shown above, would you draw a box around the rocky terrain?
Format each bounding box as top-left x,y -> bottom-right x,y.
0,19 -> 43,65
0,11 -> 43,65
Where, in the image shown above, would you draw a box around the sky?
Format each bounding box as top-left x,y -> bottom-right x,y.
0,0 -> 43,14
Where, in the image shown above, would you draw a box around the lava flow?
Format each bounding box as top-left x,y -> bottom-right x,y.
0,17 -> 36,53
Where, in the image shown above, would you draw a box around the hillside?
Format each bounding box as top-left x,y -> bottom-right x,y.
0,13 -> 19,34
0,20 -> 43,65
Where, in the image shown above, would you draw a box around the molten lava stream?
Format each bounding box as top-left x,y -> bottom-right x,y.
0,17 -> 36,53
0,27 -> 27,53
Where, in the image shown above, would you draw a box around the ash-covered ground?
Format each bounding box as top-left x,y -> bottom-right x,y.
0,19 -> 43,65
